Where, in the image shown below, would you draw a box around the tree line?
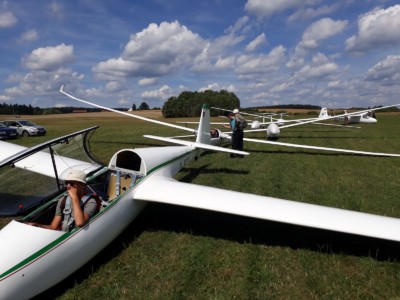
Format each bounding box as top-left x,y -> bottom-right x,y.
0,103 -> 153,115
2,95 -> 398,117
162,90 -> 240,118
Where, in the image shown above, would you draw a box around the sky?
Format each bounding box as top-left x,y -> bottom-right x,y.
1,0 -> 400,109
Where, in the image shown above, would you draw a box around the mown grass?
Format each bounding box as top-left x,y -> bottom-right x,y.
1,112 -> 400,299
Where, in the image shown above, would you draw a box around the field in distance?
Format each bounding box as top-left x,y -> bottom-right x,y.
1,111 -> 400,299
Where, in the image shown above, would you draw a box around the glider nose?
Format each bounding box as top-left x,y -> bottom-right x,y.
267,123 -> 280,138
369,117 -> 377,123
251,121 -> 260,129
362,117 -> 377,123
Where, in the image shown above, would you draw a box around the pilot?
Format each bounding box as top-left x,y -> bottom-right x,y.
27,170 -> 98,231
210,128 -> 219,138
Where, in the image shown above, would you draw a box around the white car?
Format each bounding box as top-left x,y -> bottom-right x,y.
2,120 -> 46,137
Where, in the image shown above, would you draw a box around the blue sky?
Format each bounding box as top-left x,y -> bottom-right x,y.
1,0 -> 400,109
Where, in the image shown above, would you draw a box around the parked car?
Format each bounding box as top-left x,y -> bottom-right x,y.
0,122 -> 18,140
2,120 -> 46,137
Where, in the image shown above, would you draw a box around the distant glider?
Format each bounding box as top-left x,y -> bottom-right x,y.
0,87 -> 399,298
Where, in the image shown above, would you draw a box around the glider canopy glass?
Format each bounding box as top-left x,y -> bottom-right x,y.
0,126 -> 102,216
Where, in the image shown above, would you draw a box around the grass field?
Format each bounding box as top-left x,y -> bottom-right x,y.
1,111 -> 400,299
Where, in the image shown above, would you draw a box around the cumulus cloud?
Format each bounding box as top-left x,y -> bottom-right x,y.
22,44 -> 75,71
49,1 -> 64,20
0,11 -> 17,27
235,45 -> 286,75
0,94 -> 12,101
295,62 -> 338,80
288,4 -> 339,23
286,18 -> 346,69
93,21 -> 207,79
245,33 -> 267,52
198,83 -> 221,92
191,17 -> 249,73
327,80 -> 343,89
198,83 -> 235,93
4,67 -> 83,97
118,98 -> 129,105
18,29 -> 39,43
123,21 -> 204,63
365,55 -> 400,84
139,77 -> 158,86
215,56 -> 235,69
212,16 -> 249,53
245,0 -> 299,18
291,52 -> 339,82
141,85 -> 173,100
190,16 -> 249,72
92,58 -> 140,80
346,5 -> 400,53
105,81 -> 123,92
245,0 -> 319,18
190,45 -> 213,72
300,18 -> 347,49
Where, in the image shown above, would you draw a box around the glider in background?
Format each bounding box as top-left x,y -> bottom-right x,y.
241,104 -> 399,139
0,87 -> 399,298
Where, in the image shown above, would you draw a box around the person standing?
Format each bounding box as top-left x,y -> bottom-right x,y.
223,109 -> 245,158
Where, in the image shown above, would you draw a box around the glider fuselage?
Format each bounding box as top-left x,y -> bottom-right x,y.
0,145 -> 198,299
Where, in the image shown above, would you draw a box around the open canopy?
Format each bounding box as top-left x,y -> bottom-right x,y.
0,126 -> 103,216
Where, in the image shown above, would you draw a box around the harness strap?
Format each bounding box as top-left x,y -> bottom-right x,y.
115,170 -> 121,197
61,194 -> 93,232
129,174 -> 137,188
61,196 -> 72,232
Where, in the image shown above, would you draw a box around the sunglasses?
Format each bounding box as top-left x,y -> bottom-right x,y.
65,181 -> 80,186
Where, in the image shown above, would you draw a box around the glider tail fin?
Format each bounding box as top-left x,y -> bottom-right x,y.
318,108 -> 329,119
195,103 -> 211,145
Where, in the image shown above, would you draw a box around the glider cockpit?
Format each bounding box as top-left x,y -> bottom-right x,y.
109,149 -> 143,174
105,150 -> 144,200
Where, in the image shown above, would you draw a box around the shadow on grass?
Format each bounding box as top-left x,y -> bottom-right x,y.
140,203 -> 400,260
179,164 -> 248,183
34,202 -> 400,299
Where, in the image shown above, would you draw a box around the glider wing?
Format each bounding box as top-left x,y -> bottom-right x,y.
243,137 -> 400,157
0,127 -> 102,179
134,176 -> 400,242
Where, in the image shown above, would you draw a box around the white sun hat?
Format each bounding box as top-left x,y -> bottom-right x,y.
65,169 -> 87,184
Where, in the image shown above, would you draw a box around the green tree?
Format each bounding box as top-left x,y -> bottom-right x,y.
138,102 -> 150,110
162,90 -> 240,118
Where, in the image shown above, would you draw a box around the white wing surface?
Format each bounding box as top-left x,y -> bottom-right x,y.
0,127 -> 102,179
134,176 -> 400,242
144,135 -> 249,156
243,137 -> 400,157
0,141 -> 26,161
9,151 -> 100,179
